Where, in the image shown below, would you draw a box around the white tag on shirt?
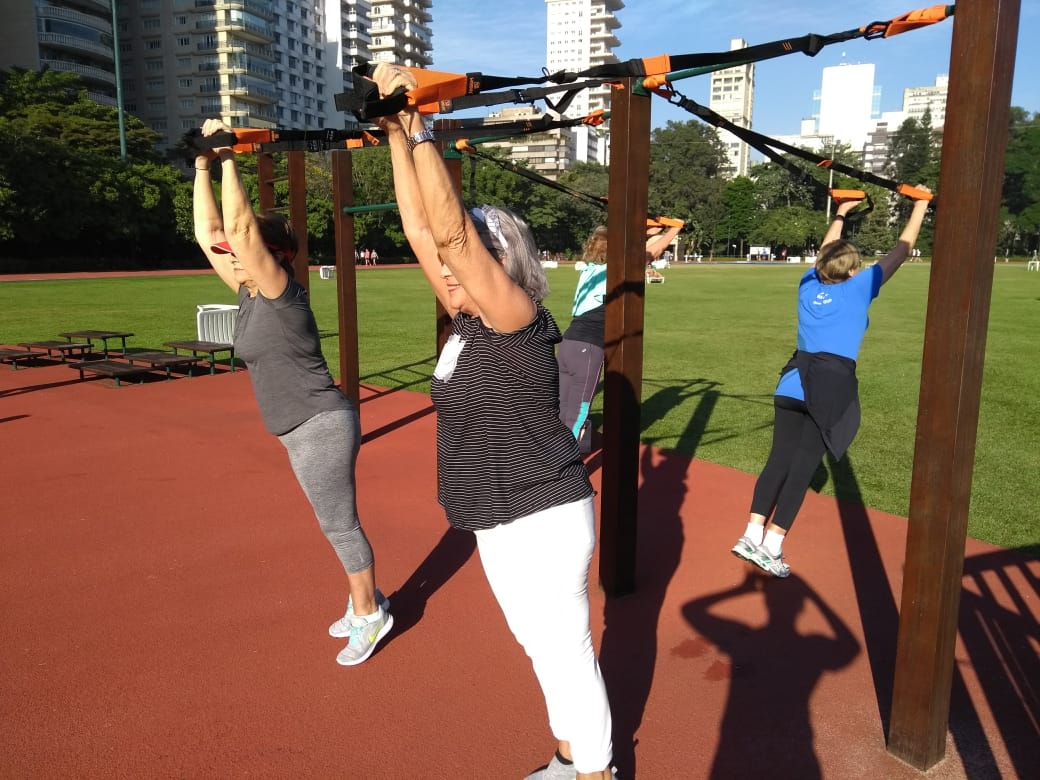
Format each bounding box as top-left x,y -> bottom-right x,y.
434,334 -> 466,381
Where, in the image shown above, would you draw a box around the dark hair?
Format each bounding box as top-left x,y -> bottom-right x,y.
255,212 -> 297,255
256,212 -> 298,276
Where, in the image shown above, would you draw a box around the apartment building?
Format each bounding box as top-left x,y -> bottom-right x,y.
2,0 -> 434,154
0,0 -> 119,109
545,0 -> 622,167
708,38 -> 755,179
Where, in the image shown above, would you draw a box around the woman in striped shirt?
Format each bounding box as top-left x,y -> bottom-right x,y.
372,64 -> 615,780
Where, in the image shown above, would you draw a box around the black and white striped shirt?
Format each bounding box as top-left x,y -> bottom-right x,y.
430,305 -> 593,531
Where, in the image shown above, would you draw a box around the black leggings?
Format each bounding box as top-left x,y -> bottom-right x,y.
750,395 -> 828,533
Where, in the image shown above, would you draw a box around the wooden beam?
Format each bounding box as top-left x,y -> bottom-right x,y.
257,153 -> 275,213
332,150 -> 361,411
287,151 -> 309,292
599,79 -> 652,596
888,0 -> 1020,769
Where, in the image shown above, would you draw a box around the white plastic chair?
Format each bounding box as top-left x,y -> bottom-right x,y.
196,304 -> 239,343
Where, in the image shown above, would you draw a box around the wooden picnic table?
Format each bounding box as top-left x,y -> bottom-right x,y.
59,330 -> 133,359
19,340 -> 92,362
0,348 -> 41,370
69,359 -> 155,387
123,350 -> 203,379
163,340 -> 237,375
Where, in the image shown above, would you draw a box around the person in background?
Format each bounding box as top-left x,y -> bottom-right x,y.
731,189 -> 932,577
192,119 -> 392,665
371,64 -> 615,780
558,220 -> 682,454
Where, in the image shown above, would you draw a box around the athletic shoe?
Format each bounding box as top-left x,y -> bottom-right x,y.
524,755 -> 617,779
750,546 -> 791,578
336,606 -> 394,666
730,535 -> 759,562
328,589 -> 391,638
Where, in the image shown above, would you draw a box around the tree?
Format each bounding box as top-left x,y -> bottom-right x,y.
719,177 -> 758,256
1002,108 -> 1040,252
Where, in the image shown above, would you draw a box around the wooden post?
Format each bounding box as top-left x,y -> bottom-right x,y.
888,0 -> 1020,769
332,149 -> 361,411
287,151 -> 309,291
599,79 -> 652,596
257,153 -> 276,213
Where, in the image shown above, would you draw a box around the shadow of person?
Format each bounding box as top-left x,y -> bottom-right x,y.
598,381 -> 718,779
380,526 -> 475,647
682,571 -> 859,780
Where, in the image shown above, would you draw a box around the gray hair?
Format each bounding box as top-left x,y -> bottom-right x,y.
469,205 -> 549,302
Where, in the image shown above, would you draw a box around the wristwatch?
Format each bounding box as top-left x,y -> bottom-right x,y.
407,129 -> 436,152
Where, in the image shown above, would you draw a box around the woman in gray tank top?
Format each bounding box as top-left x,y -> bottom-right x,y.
192,118 -> 393,667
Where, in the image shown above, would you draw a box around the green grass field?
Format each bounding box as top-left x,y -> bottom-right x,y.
2,263 -> 1036,556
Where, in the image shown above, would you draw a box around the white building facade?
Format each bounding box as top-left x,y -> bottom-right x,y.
545,0 -> 622,167
708,38 -> 755,178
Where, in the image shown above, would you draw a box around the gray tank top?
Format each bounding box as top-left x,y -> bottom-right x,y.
234,278 -> 351,435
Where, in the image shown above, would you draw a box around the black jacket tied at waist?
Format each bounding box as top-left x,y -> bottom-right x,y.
781,350 -> 861,460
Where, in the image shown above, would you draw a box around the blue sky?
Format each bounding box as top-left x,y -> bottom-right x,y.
427,0 -> 1039,135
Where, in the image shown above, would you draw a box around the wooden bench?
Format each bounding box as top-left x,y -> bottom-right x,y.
69,359 -> 156,387
0,348 -> 41,370
19,340 -> 92,362
124,350 -> 204,379
163,340 -> 237,375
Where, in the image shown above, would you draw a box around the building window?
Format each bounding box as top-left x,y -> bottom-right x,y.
143,17 -> 161,29
145,38 -> 162,50
145,59 -> 163,71
177,36 -> 190,47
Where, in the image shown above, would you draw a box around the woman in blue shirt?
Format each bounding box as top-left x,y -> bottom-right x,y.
732,189 -> 931,577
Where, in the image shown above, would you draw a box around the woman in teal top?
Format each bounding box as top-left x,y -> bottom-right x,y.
732,189 -> 931,578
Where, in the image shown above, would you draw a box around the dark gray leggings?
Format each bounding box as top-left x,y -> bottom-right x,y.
278,408 -> 374,574
750,395 -> 828,533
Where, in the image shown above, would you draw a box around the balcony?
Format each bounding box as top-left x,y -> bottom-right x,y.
217,20 -> 274,44
39,32 -> 114,63
213,0 -> 274,22
41,58 -> 117,88
38,5 -> 113,35
66,0 -> 112,14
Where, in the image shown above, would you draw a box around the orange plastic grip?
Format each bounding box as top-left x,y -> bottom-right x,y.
640,54 -> 672,76
830,189 -> 867,201
897,183 -> 934,201
657,216 -> 685,228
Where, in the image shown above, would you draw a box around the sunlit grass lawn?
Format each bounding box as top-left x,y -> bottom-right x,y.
1,263 -> 1036,556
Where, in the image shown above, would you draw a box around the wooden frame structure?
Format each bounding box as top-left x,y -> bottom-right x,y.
271,0 -> 1019,764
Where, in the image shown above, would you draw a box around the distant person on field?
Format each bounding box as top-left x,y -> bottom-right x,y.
193,119 -> 392,665
730,188 -> 931,578
558,220 -> 682,454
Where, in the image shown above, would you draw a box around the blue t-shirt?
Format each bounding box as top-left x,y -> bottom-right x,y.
776,264 -> 883,400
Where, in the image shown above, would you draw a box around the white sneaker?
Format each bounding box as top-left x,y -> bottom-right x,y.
335,606 -> 394,666
328,589 -> 390,638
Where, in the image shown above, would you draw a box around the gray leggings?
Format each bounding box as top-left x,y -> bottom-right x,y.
278,407 -> 374,574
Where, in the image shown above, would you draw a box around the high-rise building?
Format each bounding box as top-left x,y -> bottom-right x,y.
545,0 -> 622,167
708,38 -> 754,179
902,74 -> 947,129
0,0 -> 119,109
813,61 -> 880,151
368,0 -> 431,68
481,106 -> 574,180
1,0 -> 434,155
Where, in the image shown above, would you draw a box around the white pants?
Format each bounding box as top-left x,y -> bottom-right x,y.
474,496 -> 613,773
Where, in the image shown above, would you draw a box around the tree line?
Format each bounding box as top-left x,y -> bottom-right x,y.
1,67 -> 1037,272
